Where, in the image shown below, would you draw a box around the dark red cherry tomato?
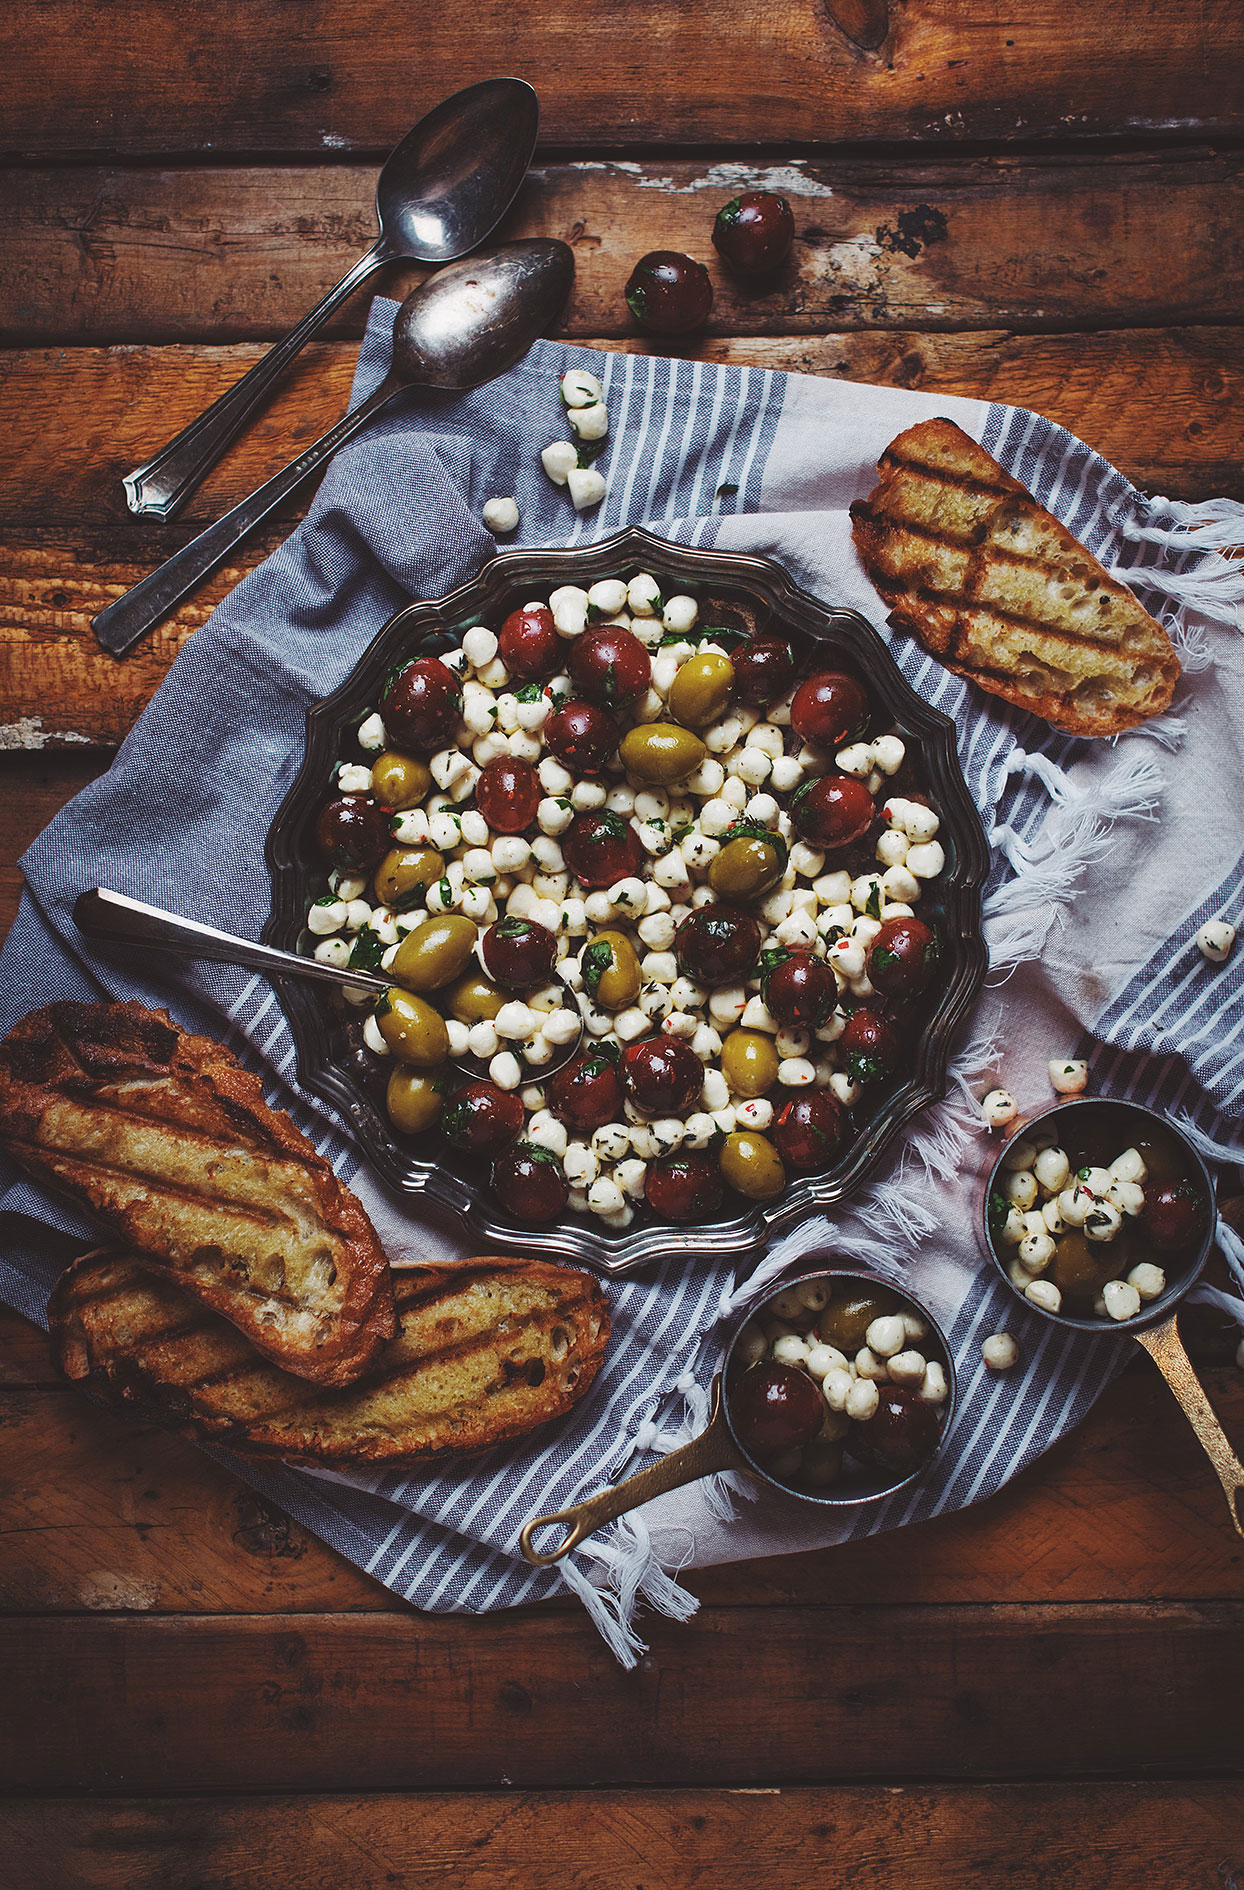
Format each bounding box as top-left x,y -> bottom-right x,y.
623,1034 -> 703,1115
1143,1181 -> 1205,1254
847,1385 -> 943,1478
645,1152 -> 724,1224
729,1361 -> 825,1458
476,757 -> 541,835
675,907 -> 762,985
380,656 -> 462,753
547,1046 -> 626,1134
316,795 -> 391,870
491,1144 -> 568,1223
763,951 -> 837,1028
731,636 -> 796,708
789,671 -> 869,749
544,699 -> 620,776
773,1091 -> 847,1171
867,917 -> 939,1000
562,811 -> 644,890
498,604 -> 559,680
712,191 -> 796,276
441,1081 -> 524,1154
625,250 -> 714,336
482,917 -> 558,990
791,773 -> 875,849
840,1008 -> 901,1080
568,625 -> 652,711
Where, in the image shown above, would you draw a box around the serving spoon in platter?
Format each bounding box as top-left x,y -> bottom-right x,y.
92,238 -> 575,657
121,77 -> 541,521
73,888 -> 586,1083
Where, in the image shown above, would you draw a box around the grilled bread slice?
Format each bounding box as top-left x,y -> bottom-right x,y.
49,1249 -> 610,1464
851,418 -> 1180,737
0,1002 -> 393,1386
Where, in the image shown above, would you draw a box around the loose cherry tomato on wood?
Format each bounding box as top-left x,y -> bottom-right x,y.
562,810 -> 644,889
623,1033 -> 704,1115
476,757 -> 541,835
491,1144 -> 568,1222
316,795 -> 391,870
544,699 -> 620,776
380,656 -> 462,753
791,774 -> 875,849
773,1091 -> 847,1171
645,1152 -> 724,1223
441,1081 -> 524,1154
867,917 -> 939,1000
712,191 -> 796,275
789,672 -> 869,749
568,625 -> 652,710
498,604 -> 559,680
625,251 -> 714,335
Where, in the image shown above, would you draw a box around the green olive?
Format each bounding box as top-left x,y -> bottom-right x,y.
708,834 -> 783,901
619,722 -> 708,787
373,846 -> 445,912
371,750 -> 432,811
444,969 -> 506,1024
389,914 -> 478,993
374,988 -> 450,1068
582,930 -> 642,1010
720,1028 -> 780,1099
1049,1229 -> 1118,1309
385,1065 -> 445,1135
719,1130 -> 786,1201
668,651 -> 735,729
817,1289 -> 902,1352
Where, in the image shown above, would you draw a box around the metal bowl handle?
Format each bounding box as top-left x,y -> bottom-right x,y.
1134,1312 -> 1244,1538
519,1378 -> 746,1565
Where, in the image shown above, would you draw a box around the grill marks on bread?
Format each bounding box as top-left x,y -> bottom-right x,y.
850,418 -> 1180,736
0,1002 -> 394,1385
50,1251 -> 610,1464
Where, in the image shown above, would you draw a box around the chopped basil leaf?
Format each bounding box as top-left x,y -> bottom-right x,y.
514,681 -> 545,703
581,939 -> 613,998
347,930 -> 386,972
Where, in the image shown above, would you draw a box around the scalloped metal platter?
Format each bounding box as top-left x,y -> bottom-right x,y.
265,527 -> 990,1276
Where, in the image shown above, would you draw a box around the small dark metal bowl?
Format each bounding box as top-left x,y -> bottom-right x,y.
982,1097 -> 1215,1334
265,526 -> 990,1275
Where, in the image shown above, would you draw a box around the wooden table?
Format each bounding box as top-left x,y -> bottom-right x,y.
2,7 -> 1243,1883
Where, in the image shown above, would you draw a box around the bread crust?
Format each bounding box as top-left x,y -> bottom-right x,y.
851,417 -> 1180,737
0,1002 -> 394,1385
49,1248 -> 611,1465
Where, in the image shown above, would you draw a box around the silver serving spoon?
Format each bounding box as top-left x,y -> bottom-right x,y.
93,238 -> 574,657
74,888 -> 586,1081
122,78 -> 540,520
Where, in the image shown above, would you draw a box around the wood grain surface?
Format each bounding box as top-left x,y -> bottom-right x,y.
4,152 -> 1242,343
4,1 -> 1243,157
2,1784 -> 1240,1889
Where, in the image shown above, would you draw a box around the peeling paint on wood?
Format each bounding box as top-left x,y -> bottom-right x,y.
0,716 -> 92,751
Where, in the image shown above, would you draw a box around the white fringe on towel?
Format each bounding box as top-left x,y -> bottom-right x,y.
1117,496 -> 1244,623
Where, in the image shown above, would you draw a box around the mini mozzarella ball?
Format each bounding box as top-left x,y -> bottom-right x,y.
904,804 -> 940,844
835,742 -> 874,779
494,1001 -> 537,1043
1127,1261 -> 1166,1303
570,401 -> 609,442
905,841 -> 945,880
313,936 -> 352,969
831,938 -> 866,979
1049,1058 -> 1088,1095
566,467 -> 606,511
342,899 -> 372,934
862,1314 -> 906,1360
542,1008 -> 581,1048
661,594 -> 698,635
586,578 -> 628,619
980,1088 -> 1018,1129
585,1175 -> 625,1218
613,1007 -> 649,1043
356,711 -> 386,752
1041,1197 -> 1066,1235
1018,1230 -> 1056,1273
487,1050 -> 522,1091
982,1333 -> 1020,1372
823,1367 -> 854,1413
336,762 -> 374,795
1000,1138 -> 1037,1174
308,897 -> 348,936
1024,1278 -> 1062,1314
870,734 -> 905,776
1101,1278 -> 1142,1322
771,1334 -> 811,1369
467,1021 -> 500,1060
775,1027 -> 812,1061
623,572 -> 660,619
732,1098 -> 773,1134
802,1343 -> 842,1381
482,496 -> 520,534
1057,1183 -> 1094,1228
911,1361 -> 947,1406
845,1378 -> 880,1422
528,1111 -> 569,1159
542,441 -> 579,486
887,1350 -> 927,1388
1000,1169 -> 1038,1211
445,1019 -> 472,1057
875,828 -> 910,871
613,1158 -> 647,1201
362,1013 -> 391,1057
1034,1146 -> 1070,1194
1020,1210 -> 1048,1242
1109,1147 -> 1148,1186
1107,1179 -> 1146,1218
829,1071 -> 861,1107
1077,1166 -> 1111,1197
701,1068 -> 729,1111
1197,919 -> 1236,964
562,1143 -> 600,1189
1084,1199 -> 1123,1244
778,1057 -> 817,1088
561,368 -> 603,409
492,836 -> 532,875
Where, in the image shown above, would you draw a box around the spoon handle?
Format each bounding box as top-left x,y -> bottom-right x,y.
73,888 -> 391,997
121,240 -> 391,520
92,377 -> 398,656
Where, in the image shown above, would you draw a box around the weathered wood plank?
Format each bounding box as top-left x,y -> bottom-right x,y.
3,1604 -> 1239,1790
3,3 -> 1243,158
2,1316 -> 1242,1615
5,152 -> 1243,344
0,754 -> 108,930
2,328 -> 1239,749
2,1784 -> 1240,1889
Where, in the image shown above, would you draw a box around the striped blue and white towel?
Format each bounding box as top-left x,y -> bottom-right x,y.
3,298 -> 1243,1661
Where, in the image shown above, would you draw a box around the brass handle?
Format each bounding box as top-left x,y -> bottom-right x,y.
520,1378 -> 747,1565
1134,1311 -> 1244,1538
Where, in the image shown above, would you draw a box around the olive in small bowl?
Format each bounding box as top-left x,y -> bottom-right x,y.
625,251 -> 714,336
712,191 -> 796,276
